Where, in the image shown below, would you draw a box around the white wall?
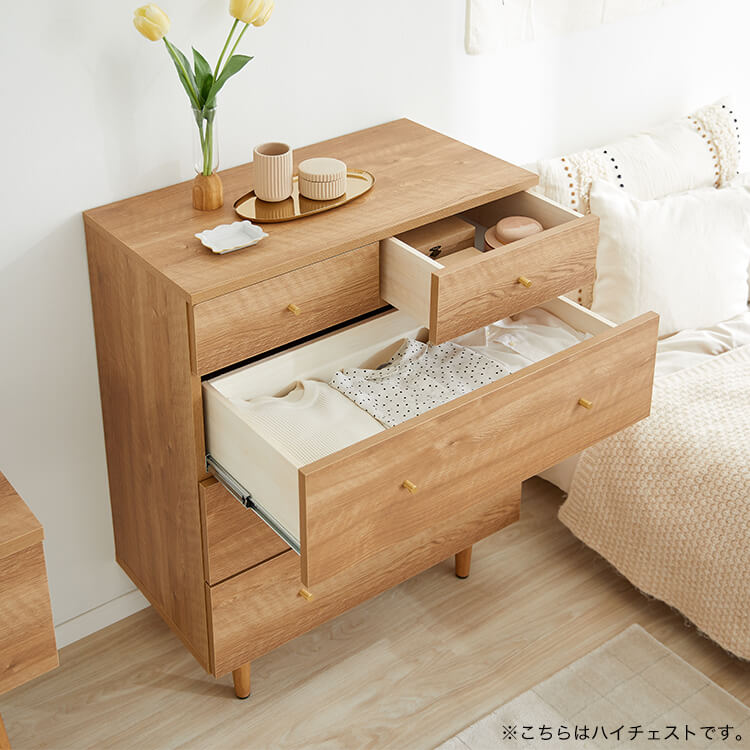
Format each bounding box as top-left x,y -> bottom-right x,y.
1,0 -> 748,646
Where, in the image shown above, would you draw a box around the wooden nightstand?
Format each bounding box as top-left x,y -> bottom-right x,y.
0,473 -> 58,749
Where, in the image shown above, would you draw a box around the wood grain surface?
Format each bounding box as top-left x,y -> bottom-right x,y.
199,479 -> 289,585
430,217 -> 599,343
298,312 -> 658,586
85,219 -> 210,669
84,119 -> 537,304
192,243 -> 381,375
0,472 -> 57,698
2,479 -> 748,750
0,543 -> 58,695
0,474 -> 43,561
381,187 -> 599,344
209,484 -> 520,676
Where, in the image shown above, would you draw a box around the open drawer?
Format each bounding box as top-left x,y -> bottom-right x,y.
203,298 -> 658,590
381,190 -> 599,343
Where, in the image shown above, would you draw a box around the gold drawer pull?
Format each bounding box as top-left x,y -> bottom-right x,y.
517,276 -> 532,288
578,398 -> 593,409
287,303 -> 302,316
298,587 -> 314,602
402,480 -> 418,494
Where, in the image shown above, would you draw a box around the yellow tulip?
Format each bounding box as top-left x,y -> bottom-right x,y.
252,0 -> 274,27
133,4 -> 171,41
229,0 -> 265,25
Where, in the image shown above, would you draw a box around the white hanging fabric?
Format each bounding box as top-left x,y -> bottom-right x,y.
466,0 -> 682,54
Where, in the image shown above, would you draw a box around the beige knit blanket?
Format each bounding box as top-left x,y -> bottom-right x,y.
560,344 -> 750,660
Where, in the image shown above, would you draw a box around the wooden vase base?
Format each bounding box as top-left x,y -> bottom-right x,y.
193,173 -> 224,211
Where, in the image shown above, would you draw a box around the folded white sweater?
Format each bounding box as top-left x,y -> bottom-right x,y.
238,380 -> 384,467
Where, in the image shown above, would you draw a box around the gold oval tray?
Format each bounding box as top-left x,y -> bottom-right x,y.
234,169 -> 375,223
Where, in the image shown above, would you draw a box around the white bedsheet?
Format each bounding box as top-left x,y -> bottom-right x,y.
540,307 -> 750,493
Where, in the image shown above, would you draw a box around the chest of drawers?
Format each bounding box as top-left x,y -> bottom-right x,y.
84,119 -> 657,697
0,472 -> 58,747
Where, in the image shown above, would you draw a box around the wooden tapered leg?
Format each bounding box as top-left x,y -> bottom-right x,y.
455,547 -> 472,579
232,663 -> 251,699
0,712 -> 10,750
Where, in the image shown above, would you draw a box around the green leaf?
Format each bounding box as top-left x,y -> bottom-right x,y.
192,48 -> 213,105
163,38 -> 201,110
205,54 -> 253,108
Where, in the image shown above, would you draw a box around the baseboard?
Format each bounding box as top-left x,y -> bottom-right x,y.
54,588 -> 150,648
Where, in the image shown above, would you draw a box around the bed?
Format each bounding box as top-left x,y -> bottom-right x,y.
541,308 -> 750,493
530,97 -> 750,660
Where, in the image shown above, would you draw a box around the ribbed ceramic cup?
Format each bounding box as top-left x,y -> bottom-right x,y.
253,142 -> 293,202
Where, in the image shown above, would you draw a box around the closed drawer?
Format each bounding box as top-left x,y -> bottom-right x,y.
192,242 -> 381,375
381,191 -> 598,343
207,482 -> 521,676
204,297 -> 658,590
199,478 -> 288,584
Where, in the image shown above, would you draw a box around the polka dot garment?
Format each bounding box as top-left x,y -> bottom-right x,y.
329,338 -> 509,428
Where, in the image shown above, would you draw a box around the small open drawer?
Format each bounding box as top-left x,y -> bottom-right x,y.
203,298 -> 657,591
381,190 -> 599,343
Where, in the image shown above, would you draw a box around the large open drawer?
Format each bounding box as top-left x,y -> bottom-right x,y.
203,298 -> 658,589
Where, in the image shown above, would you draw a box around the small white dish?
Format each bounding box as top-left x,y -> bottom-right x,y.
195,220 -> 268,254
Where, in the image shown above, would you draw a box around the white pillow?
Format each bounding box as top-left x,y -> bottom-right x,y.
531,97 -> 742,308
728,172 -> 750,300
590,180 -> 750,338
533,98 -> 741,215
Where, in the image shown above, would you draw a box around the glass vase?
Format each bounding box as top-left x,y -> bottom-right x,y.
193,106 -> 219,176
191,106 -> 223,211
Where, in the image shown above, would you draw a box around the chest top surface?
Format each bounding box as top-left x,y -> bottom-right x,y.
0,472 -> 43,560
84,119 -> 537,304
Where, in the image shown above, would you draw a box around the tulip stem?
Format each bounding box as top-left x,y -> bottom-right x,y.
198,120 -> 208,176
205,120 -> 214,176
225,23 -> 250,66
214,19 -> 239,79
194,108 -> 215,176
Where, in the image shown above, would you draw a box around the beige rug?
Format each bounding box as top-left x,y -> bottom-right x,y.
438,625 -> 750,749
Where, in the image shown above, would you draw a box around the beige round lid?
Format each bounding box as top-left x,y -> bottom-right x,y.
298,157 -> 347,183
484,226 -> 504,249
494,215 -> 543,244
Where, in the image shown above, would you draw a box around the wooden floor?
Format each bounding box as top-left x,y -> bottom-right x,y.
2,479 -> 748,750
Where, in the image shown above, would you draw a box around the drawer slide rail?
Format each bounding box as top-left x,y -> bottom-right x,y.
206,454 -> 301,555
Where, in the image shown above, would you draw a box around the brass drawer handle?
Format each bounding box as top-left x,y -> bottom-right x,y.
402,480 -> 418,494
287,303 -> 302,316
298,587 -> 314,602
517,276 -> 532,288
578,398 -> 593,409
